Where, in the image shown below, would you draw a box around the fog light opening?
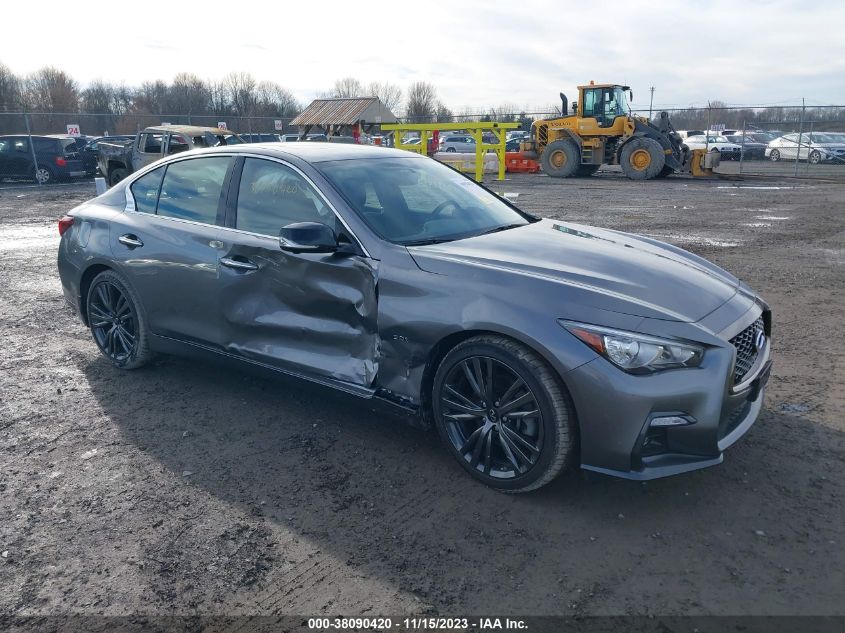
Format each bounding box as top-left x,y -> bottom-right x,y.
650,415 -> 696,428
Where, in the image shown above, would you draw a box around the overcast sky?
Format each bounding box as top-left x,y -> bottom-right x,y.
2,0 -> 843,112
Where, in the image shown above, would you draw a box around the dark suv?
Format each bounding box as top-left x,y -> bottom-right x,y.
0,135 -> 86,184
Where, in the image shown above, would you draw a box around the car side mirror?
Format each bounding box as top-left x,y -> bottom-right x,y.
279,222 -> 338,254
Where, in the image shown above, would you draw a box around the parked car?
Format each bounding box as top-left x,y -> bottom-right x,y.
725,135 -> 767,160
675,130 -> 706,139
305,134 -> 328,142
279,134 -> 300,142
766,133 -> 845,164
57,143 -> 772,492
506,138 -> 522,152
507,130 -> 529,142
0,134 -> 87,184
97,125 -> 243,186
402,137 -> 422,145
440,134 -> 476,152
77,135 -> 135,176
683,135 -> 743,160
240,133 -> 282,143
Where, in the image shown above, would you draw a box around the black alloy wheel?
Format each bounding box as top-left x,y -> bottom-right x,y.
86,270 -> 153,369
432,335 -> 574,492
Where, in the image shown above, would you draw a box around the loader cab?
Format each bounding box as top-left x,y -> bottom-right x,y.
579,83 -> 631,128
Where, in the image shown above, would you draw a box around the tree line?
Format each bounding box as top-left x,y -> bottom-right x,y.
2,62 -> 843,135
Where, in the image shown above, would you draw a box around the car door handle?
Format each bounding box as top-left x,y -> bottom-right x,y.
118,234 -> 143,248
220,256 -> 259,271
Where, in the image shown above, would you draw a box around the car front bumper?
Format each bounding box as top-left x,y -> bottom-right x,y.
565,309 -> 771,481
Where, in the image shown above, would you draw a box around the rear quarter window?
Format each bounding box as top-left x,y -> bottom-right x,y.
130,166 -> 165,214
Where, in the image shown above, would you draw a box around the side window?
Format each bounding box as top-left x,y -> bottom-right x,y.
130,166 -> 165,214
13,138 -> 30,152
235,158 -> 333,236
167,134 -> 189,155
139,133 -> 163,154
0,140 -> 8,154
582,89 -> 599,117
157,157 -> 230,224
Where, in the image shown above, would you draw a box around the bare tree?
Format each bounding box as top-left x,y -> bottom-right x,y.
135,80 -> 170,115
406,81 -> 438,122
20,66 -> 79,112
208,79 -> 229,116
329,77 -> 364,98
224,71 -> 257,116
0,62 -> 21,112
366,81 -> 402,112
435,101 -> 453,123
254,81 -> 300,117
170,72 -> 211,117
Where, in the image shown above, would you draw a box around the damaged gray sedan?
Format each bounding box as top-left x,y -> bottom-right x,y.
57,144 -> 772,492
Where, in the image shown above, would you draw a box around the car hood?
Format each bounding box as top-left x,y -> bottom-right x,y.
408,219 -> 740,322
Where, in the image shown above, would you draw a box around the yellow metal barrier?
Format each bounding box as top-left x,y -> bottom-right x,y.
382,121 -> 519,182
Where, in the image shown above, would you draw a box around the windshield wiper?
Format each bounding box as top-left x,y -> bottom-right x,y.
477,223 -> 526,237
402,237 -> 456,246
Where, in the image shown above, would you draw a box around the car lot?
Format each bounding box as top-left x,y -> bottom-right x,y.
1,170 -> 843,616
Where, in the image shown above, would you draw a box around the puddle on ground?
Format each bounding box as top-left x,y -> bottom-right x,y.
0,224 -> 58,252
742,222 -> 772,228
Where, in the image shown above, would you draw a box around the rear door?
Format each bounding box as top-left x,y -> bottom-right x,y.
215,156 -> 378,386
132,131 -> 165,171
110,155 -> 234,347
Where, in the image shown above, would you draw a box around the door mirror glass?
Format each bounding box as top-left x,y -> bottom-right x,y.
279,222 -> 337,253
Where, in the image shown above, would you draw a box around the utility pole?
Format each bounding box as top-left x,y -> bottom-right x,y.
648,86 -> 655,120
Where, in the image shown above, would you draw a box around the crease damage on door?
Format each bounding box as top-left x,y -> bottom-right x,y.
219,253 -> 381,388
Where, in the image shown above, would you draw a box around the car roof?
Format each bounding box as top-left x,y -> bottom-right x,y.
179,142 -> 425,163
145,125 -> 234,135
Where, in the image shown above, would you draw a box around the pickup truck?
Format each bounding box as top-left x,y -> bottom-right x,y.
98,125 -> 243,186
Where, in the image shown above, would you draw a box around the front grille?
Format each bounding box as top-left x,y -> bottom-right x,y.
729,316 -> 765,385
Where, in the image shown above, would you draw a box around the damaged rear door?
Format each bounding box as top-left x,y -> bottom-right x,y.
215,156 -> 379,388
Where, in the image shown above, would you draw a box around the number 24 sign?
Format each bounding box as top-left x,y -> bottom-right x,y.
66,124 -> 81,136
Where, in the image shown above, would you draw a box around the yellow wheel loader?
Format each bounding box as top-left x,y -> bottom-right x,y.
522,82 -> 690,180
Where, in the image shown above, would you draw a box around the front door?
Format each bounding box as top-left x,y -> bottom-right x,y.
110,155 -> 233,346
132,131 -> 165,172
215,157 -> 379,387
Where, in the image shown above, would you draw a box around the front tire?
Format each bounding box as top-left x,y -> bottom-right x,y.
809,150 -> 822,164
620,137 -> 665,180
432,335 -> 575,493
86,270 -> 153,369
541,139 -> 580,178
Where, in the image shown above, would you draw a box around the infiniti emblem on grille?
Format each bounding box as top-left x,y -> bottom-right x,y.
754,329 -> 765,351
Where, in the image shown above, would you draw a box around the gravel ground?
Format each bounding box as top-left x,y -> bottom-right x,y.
1,170 -> 843,619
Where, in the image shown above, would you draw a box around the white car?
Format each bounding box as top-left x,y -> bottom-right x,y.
683,135 -> 743,160
766,133 -> 845,164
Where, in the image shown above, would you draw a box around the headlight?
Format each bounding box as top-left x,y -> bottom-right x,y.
559,321 -> 704,373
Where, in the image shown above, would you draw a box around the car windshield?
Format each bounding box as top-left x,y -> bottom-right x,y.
811,133 -> 839,143
318,157 -> 531,245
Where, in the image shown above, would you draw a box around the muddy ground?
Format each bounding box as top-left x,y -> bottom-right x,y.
1,170 -> 844,620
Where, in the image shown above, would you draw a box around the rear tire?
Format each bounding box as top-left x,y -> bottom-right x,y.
769,149 -> 781,162
86,270 -> 153,369
109,168 -> 128,187
432,335 -> 576,493
541,139 -> 580,178
808,150 -> 822,164
620,137 -> 665,180
32,165 -> 53,185
446,147 -> 456,153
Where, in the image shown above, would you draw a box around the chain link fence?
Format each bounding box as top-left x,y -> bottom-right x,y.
2,105 -> 844,184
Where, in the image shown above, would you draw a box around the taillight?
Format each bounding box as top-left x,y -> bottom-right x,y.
58,215 -> 74,236
55,156 -> 67,167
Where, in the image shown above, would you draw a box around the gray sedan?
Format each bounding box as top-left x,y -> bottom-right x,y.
57,143 -> 771,492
